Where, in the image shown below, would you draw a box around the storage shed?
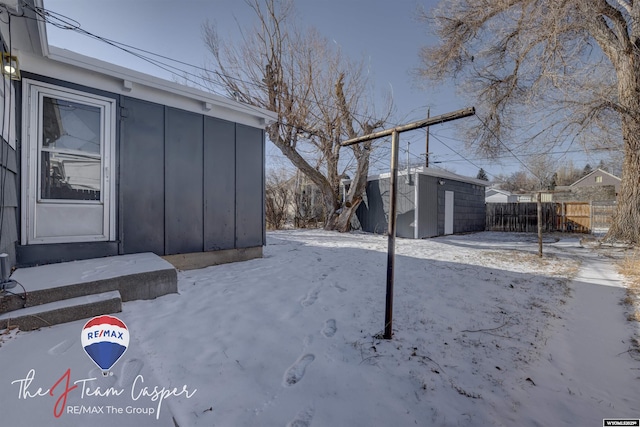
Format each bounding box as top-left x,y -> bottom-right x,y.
353,167 -> 487,239
0,0 -> 277,269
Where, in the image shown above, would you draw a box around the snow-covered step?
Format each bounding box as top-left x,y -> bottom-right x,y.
0,253 -> 176,314
0,290 -> 122,331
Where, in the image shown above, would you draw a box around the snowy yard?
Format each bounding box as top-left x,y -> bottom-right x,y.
121,230 -> 639,426
3,230 -> 640,426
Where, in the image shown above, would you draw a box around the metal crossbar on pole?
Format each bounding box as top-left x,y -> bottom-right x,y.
340,107 -> 475,147
341,107 -> 475,339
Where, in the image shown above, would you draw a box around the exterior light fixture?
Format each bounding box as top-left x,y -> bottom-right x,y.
2,53 -> 20,80
438,179 -> 445,185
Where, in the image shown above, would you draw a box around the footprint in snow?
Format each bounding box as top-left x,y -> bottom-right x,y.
48,339 -> 76,355
301,289 -> 319,307
283,354 -> 315,387
321,319 -> 337,338
287,406 -> 315,427
116,358 -> 144,388
333,284 -> 347,293
303,334 -> 313,347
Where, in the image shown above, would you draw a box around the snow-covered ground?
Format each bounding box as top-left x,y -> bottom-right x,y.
2,230 -> 639,426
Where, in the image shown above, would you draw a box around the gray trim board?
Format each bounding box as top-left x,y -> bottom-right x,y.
16,242 -> 119,267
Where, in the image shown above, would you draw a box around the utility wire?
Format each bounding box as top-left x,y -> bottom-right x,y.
20,2 -> 610,184
20,2 -> 405,133
474,115 -> 542,180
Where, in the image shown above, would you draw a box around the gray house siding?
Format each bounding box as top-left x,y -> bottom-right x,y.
204,117 -> 236,251
120,98 -> 165,255
571,169 -> 621,193
417,174 -> 438,238
395,176 -> 417,239
120,97 -> 265,257
356,176 -> 417,238
0,138 -> 18,267
436,179 -> 485,235
164,107 -> 204,255
235,124 -> 264,248
357,180 -> 386,235
16,75 -> 266,266
356,171 -> 485,239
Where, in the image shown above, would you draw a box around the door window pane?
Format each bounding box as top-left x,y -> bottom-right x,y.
42,96 -> 101,155
40,151 -> 101,200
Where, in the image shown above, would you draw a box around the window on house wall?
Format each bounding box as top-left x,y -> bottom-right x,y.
595,176 -> 603,183
40,97 -> 102,200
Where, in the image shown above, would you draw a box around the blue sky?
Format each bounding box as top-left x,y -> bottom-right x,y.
42,0 -> 602,180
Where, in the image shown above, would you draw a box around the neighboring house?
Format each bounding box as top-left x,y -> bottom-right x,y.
516,194 -> 533,203
0,0 -> 277,270
569,168 -> 621,195
526,168 -> 622,203
485,188 -> 518,203
351,167 -> 487,239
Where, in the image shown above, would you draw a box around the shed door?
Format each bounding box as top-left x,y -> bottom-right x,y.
444,191 -> 454,235
22,80 -> 116,244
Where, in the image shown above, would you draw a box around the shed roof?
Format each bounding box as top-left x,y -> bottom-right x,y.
485,187 -> 512,196
369,166 -> 488,186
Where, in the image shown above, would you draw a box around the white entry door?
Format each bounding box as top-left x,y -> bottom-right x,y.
444,191 -> 454,235
22,80 -> 116,244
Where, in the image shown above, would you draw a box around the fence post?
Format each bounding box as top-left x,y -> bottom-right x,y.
537,192 -> 543,257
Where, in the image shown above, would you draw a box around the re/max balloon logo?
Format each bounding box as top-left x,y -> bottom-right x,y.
9,315 -> 197,420
81,315 -> 130,373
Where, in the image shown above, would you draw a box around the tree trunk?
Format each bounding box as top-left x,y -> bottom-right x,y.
605,53 -> 640,243
324,145 -> 371,232
324,200 -> 360,232
606,118 -> 640,242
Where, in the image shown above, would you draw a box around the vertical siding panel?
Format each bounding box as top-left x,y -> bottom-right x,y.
419,175 -> 438,238
235,124 -> 264,248
165,107 -> 203,254
395,176 -> 416,238
203,117 -> 235,250
120,98 -> 165,255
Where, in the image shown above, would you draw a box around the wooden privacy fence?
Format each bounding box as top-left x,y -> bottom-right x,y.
486,201 -> 616,233
486,202 -> 557,233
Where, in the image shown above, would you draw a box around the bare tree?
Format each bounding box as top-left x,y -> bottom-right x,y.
496,171 -> 537,193
528,154 -> 559,190
419,0 -> 640,242
555,160 -> 584,186
265,170 -> 292,230
202,0 -> 391,231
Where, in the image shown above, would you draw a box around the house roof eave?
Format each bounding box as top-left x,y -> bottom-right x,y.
7,0 -> 277,128
569,168 -> 621,187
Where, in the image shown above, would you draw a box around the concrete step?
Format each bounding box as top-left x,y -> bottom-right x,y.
0,252 -> 177,315
0,290 -> 122,331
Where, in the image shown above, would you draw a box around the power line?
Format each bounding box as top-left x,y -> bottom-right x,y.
20,2 -> 408,133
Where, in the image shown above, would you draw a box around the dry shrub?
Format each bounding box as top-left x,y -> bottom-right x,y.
620,250 -> 640,322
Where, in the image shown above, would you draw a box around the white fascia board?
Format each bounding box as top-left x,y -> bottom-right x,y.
33,0 -> 49,56
366,167 -> 488,187
46,47 -> 277,127
16,0 -> 276,128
